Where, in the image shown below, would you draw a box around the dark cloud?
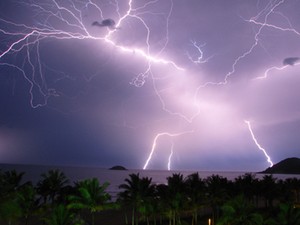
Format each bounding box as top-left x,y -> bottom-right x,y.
1,0 -> 300,171
92,19 -> 116,29
283,57 -> 300,66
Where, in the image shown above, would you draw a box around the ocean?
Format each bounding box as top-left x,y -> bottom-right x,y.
1,164 -> 300,200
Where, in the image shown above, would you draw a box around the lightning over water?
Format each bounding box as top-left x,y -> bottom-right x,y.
245,121 -> 274,168
143,131 -> 194,170
0,0 -> 300,171
167,143 -> 174,171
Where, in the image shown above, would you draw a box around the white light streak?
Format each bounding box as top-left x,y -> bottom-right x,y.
143,131 -> 193,170
1,0 -> 299,171
245,120 -> 273,167
167,143 -> 174,171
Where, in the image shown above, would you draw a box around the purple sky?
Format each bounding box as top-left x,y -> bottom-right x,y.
0,0 -> 300,171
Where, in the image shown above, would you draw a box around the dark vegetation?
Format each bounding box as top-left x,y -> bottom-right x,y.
1,169 -> 300,225
262,157 -> 300,174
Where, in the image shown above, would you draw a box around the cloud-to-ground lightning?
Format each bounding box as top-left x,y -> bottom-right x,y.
143,131 -> 193,170
167,143 -> 174,171
0,0 -> 198,170
245,121 -> 273,168
1,0 -> 300,170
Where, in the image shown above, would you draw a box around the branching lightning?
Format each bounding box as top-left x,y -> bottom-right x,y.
198,0 -> 287,88
186,41 -> 214,64
143,131 -> 193,170
245,120 -> 273,167
1,0 -> 299,170
0,0 -> 184,107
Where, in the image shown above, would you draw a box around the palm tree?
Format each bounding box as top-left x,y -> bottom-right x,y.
118,173 -> 156,225
185,172 -> 206,225
44,204 -> 83,225
234,173 -> 259,205
0,169 -> 25,195
217,195 -> 263,225
275,203 -> 300,225
155,183 -> 171,225
0,170 -> 25,225
259,175 -> 278,208
37,169 -> 69,205
68,178 -> 111,225
205,175 -> 231,225
0,195 -> 22,225
162,173 -> 187,225
17,182 -> 40,225
281,178 -> 300,204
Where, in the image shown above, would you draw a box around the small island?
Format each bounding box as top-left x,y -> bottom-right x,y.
261,157 -> 300,174
109,165 -> 127,170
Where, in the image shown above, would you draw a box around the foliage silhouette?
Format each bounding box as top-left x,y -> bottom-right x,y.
37,169 -> 69,205
68,178 -> 110,225
0,168 -> 300,225
118,173 -> 156,225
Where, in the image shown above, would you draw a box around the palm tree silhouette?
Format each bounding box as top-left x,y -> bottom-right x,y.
118,173 -> 155,225
276,203 -> 300,225
234,173 -> 259,205
259,175 -> 278,208
17,183 -> 40,225
68,178 -> 110,225
185,172 -> 206,225
281,178 -> 300,204
217,195 -> 263,225
162,173 -> 187,225
205,174 -> 231,225
0,169 -> 25,194
44,204 -> 83,225
0,170 -> 26,225
37,169 -> 69,205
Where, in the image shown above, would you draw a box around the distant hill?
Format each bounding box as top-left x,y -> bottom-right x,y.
109,165 -> 127,170
261,157 -> 300,174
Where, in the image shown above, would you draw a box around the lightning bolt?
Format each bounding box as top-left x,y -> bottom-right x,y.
245,120 -> 273,168
143,131 -> 193,170
198,0 -> 287,88
254,65 -> 288,80
0,0 -> 184,107
186,40 -> 214,64
104,0 -> 184,88
1,0 -> 298,171
167,142 -> 174,171
253,61 -> 300,80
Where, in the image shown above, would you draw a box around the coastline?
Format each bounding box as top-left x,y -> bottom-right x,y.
1,163 -> 300,225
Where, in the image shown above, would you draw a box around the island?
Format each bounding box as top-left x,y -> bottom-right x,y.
261,157 -> 300,174
109,165 -> 127,170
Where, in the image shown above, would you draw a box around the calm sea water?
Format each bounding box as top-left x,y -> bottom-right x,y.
1,164 -> 300,199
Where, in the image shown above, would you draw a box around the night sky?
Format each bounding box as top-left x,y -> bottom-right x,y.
1,0 -> 300,171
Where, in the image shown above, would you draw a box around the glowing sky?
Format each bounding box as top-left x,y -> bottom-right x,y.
1,0 -> 300,171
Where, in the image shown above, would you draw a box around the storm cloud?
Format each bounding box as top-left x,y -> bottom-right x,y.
283,57 -> 300,66
0,0 -> 300,171
92,19 -> 116,29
